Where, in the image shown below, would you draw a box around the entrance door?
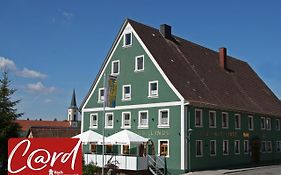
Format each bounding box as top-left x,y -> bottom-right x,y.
251,139 -> 260,163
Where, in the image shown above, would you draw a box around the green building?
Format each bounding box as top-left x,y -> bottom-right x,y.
80,19 -> 281,174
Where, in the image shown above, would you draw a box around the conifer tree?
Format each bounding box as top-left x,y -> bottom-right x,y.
0,72 -> 22,173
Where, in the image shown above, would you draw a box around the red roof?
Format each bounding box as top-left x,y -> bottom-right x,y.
16,120 -> 70,132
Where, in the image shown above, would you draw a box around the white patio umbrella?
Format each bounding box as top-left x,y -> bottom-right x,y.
105,129 -> 149,145
73,130 -> 104,144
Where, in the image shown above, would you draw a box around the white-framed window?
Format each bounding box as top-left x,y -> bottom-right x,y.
138,111 -> 149,129
223,140 -> 229,155
158,109 -> 169,128
244,140 -> 249,154
105,113 -> 114,128
196,140 -> 203,157
148,81 -> 158,97
276,119 -> 280,131
98,88 -> 105,103
276,141 -> 281,152
90,113 -> 98,129
209,111 -> 216,128
261,141 -> 266,153
210,140 -> 216,156
266,118 -> 271,131
90,144 -> 97,153
235,114 -> 241,129
135,55 -> 144,72
261,117 -> 266,130
222,112 -> 229,129
121,145 -> 130,155
158,139 -> 169,157
111,60 -> 120,75
123,32 -> 132,47
267,141 -> 272,153
122,85 -> 131,100
195,109 -> 203,127
248,115 -> 254,131
121,112 -> 131,129
234,140 -> 240,154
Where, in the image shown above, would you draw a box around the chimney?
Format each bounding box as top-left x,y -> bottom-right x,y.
219,47 -> 227,70
160,24 -> 172,39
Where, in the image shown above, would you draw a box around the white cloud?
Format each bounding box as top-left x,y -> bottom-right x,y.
27,82 -> 56,94
0,57 -> 17,71
0,56 -> 47,79
16,68 -> 47,79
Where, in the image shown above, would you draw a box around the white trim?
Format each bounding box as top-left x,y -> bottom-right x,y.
83,101 -> 181,112
122,84 -> 131,101
158,109 -> 170,128
223,140 -> 229,155
148,80 -> 158,98
180,101 -> 187,170
266,117 -> 272,131
89,113 -> 98,129
244,140 -> 249,154
105,112 -> 114,129
81,110 -> 84,133
158,139 -> 169,157
209,111 -> 216,128
234,140 -> 240,155
81,22 -> 185,110
222,112 -> 229,129
195,109 -> 203,127
248,115 -> 254,131
138,110 -> 149,129
276,119 -> 281,131
210,140 -> 216,156
121,111 -> 131,129
195,140 -> 203,157
98,88 -> 104,103
235,114 -> 241,130
261,117 -> 266,130
123,32 -> 132,47
135,55 -> 144,72
111,60 -> 120,75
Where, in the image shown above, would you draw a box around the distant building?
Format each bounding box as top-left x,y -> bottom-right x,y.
16,89 -> 80,138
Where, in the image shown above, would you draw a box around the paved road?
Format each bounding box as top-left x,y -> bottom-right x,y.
229,165 -> 281,175
185,165 -> 281,175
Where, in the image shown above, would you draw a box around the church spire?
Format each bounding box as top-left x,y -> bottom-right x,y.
69,89 -> 77,109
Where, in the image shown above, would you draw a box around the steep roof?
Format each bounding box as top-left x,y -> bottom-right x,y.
16,120 -> 70,132
27,126 -> 80,138
80,19 -> 281,117
128,19 -> 281,117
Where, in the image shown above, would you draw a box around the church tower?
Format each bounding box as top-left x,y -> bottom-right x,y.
68,89 -> 79,127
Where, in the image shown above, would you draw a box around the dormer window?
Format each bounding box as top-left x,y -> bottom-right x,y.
111,60 -> 120,75
123,33 -> 132,47
98,88 -> 104,103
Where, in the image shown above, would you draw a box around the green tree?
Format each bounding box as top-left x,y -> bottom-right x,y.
0,72 -> 22,174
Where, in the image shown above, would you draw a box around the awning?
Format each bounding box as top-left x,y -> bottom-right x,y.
73,130 -> 104,144
105,129 -> 149,145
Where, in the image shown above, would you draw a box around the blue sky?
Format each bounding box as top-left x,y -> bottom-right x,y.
0,0 -> 280,120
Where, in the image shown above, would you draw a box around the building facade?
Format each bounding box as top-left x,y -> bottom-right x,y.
80,19 -> 281,174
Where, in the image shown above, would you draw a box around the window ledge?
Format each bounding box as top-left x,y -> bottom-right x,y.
138,126 -> 149,129
121,98 -> 131,102
157,125 -> 170,129
97,100 -> 104,104
122,44 -> 132,48
195,125 -> 203,128
121,126 -> 131,129
148,95 -> 159,99
134,69 -> 144,72
105,127 -> 113,129
209,126 -> 217,128
89,127 -> 98,129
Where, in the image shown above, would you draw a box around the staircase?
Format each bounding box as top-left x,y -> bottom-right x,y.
147,155 -> 166,175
